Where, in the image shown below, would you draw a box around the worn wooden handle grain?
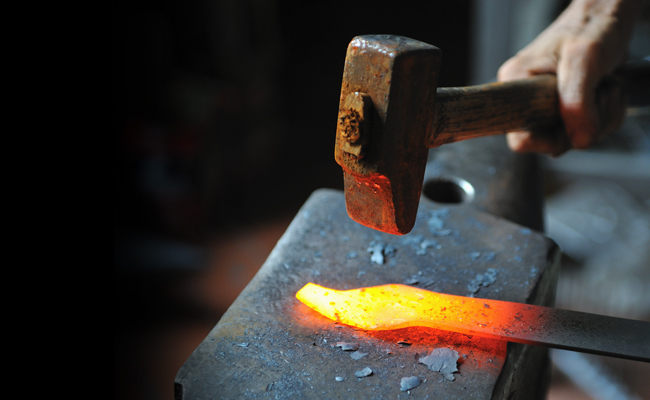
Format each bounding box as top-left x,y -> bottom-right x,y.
429,75 -> 559,147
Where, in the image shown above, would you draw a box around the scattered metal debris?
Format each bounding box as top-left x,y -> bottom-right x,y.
355,367 -> 373,378
384,244 -> 396,257
397,340 -> 411,346
368,241 -> 385,265
405,275 -> 435,288
266,382 -> 274,391
428,216 -> 444,230
483,268 -> 497,283
428,208 -> 452,236
401,234 -> 424,249
400,376 -> 422,391
404,276 -> 419,285
416,240 -> 437,255
350,351 -> 368,360
467,268 -> 498,294
336,342 -> 359,351
419,278 -> 436,288
467,281 -> 480,294
335,376 -> 345,382
346,251 -> 358,259
419,347 -> 460,381
366,241 -> 397,265
236,342 -> 249,347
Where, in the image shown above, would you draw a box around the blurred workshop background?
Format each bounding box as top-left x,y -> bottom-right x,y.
114,0 -> 650,399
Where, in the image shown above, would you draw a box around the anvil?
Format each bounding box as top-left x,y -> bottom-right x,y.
176,137 -> 561,399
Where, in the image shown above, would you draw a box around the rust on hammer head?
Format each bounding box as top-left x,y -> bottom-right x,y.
338,92 -> 372,159
335,35 -> 442,235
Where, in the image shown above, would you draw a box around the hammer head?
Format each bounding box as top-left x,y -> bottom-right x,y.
335,35 -> 442,235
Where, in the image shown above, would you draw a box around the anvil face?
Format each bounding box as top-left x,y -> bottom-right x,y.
175,187 -> 559,399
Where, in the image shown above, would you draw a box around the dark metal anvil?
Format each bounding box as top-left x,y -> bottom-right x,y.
175,136 -> 559,400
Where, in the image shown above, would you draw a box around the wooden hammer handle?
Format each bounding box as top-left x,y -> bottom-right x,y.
429,75 -> 559,147
429,60 -> 650,148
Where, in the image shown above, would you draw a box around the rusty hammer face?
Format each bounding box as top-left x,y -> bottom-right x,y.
335,35 -> 442,235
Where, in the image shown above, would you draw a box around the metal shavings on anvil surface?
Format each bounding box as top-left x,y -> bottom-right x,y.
419,347 -> 461,381
400,376 -> 423,391
468,268 -> 498,295
336,342 -> 359,351
355,367 -> 373,378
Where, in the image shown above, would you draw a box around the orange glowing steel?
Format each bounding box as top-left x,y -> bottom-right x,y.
296,283 -> 516,335
296,283 -> 650,362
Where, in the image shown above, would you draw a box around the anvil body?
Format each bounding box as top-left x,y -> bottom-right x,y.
175,136 -> 559,399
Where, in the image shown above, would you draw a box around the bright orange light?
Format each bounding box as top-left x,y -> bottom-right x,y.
296,283 -> 542,343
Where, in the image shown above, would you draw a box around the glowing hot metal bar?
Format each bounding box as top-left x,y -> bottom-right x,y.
296,283 -> 649,362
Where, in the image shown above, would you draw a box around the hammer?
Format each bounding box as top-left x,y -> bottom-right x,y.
335,35 -> 649,235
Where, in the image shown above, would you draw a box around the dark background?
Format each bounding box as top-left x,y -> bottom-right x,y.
114,1 -> 471,399
113,0 -> 472,235
114,2 -> 650,399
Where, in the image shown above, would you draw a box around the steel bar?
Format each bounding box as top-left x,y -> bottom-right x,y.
297,283 -> 650,362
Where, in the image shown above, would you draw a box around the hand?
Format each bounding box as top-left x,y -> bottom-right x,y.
498,0 -> 644,156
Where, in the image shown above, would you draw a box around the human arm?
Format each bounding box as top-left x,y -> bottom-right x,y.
498,0 -> 646,155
